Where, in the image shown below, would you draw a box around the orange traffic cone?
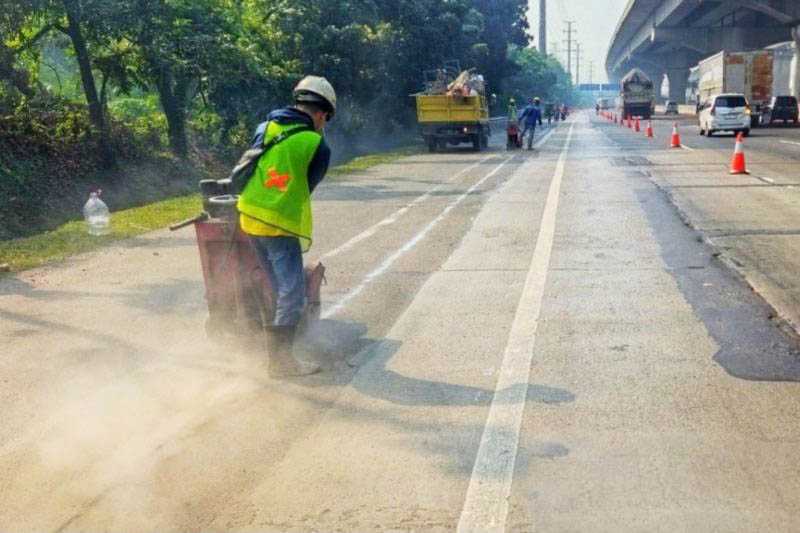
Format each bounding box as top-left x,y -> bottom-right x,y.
729,133 -> 749,175
635,118 -> 641,132
646,120 -> 654,138
670,122 -> 681,148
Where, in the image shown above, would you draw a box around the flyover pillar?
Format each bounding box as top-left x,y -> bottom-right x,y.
667,68 -> 689,104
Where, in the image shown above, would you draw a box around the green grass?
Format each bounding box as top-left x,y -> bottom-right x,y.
0,145 -> 421,273
327,145 -> 421,176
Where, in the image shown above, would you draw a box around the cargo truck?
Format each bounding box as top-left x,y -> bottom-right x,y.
414,66 -> 490,152
697,50 -> 774,126
617,69 -> 655,120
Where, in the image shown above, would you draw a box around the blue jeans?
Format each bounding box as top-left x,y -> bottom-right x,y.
521,124 -> 536,148
250,236 -> 305,326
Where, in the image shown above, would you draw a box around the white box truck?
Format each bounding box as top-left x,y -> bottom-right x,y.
697,50 -> 774,126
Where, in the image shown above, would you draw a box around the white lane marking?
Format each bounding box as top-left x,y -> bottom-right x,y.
680,144 -> 695,152
780,140 -> 800,147
457,123 -> 575,533
320,126 -> 557,320
320,156 -> 514,319
759,176 -> 775,184
320,154 -> 495,261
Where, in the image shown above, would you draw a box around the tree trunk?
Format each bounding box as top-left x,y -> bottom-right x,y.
0,42 -> 35,98
62,0 -> 115,167
153,65 -> 189,157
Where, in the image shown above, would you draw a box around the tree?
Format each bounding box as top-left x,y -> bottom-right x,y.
504,45 -> 575,105
471,0 -> 529,94
60,0 -> 115,166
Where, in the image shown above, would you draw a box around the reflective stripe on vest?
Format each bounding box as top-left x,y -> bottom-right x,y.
237,121 -> 322,251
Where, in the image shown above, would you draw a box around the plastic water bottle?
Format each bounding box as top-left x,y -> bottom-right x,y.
83,190 -> 110,235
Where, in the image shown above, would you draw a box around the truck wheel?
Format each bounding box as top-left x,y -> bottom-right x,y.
427,139 -> 437,153
472,134 -> 481,151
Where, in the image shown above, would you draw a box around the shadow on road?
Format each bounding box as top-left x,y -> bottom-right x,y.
635,185 -> 800,382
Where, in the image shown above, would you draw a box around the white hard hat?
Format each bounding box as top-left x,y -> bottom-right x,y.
293,76 -> 337,117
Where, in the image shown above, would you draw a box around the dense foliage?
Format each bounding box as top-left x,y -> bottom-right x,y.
0,0 -> 577,239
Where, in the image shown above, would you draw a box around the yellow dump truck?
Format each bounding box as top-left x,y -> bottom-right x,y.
415,94 -> 491,152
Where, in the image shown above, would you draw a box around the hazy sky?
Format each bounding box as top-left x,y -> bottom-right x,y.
526,0 -> 630,83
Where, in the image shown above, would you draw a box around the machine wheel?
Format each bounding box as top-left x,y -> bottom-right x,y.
707,129 -> 714,137
427,137 -> 436,153
472,134 -> 481,151
742,129 -> 750,137
698,125 -> 705,136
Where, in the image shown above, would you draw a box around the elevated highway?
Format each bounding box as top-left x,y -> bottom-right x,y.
606,0 -> 800,102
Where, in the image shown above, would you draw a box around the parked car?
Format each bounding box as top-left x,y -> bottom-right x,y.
766,96 -> 799,125
698,94 -> 751,137
665,101 -> 679,115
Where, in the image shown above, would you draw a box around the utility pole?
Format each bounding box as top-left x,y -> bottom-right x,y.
589,60 -> 594,85
539,0 -> 547,56
563,20 -> 576,80
575,42 -> 582,85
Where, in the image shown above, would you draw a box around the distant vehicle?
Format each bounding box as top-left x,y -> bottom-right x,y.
665,101 -> 679,115
697,93 -> 751,137
596,98 -> 611,110
766,41 -> 796,101
414,64 -> 490,152
765,96 -> 798,125
618,69 -> 655,119
697,50 -> 773,127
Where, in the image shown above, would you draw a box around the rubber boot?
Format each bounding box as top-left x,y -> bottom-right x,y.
265,326 -> 320,378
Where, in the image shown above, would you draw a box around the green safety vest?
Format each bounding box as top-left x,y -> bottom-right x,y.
237,121 -> 322,251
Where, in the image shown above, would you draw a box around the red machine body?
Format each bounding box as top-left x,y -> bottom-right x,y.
194,217 -> 274,336
506,122 -> 523,149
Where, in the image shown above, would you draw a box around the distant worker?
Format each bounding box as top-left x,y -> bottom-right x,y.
507,97 -> 518,124
545,102 -> 555,125
236,75 -> 336,378
518,97 -> 543,150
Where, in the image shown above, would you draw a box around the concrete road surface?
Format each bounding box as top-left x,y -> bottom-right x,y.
3,113 -> 800,532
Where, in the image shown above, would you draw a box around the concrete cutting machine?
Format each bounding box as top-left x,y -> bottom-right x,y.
170,179 -> 324,339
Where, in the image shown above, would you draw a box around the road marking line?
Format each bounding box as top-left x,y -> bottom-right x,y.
780,140 -> 800,147
756,176 -> 775,184
457,123 -> 574,533
320,128 -> 557,263
680,144 -> 695,152
320,154 -> 495,261
320,127 -> 558,319
321,156 -> 514,319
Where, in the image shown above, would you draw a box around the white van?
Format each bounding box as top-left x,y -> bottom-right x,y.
698,93 -> 751,137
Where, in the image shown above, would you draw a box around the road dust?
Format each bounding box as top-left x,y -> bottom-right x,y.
1,330 -> 273,530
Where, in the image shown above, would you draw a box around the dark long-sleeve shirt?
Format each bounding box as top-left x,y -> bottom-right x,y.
518,105 -> 543,127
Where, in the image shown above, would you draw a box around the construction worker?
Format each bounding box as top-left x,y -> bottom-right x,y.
236,75 -> 336,378
507,97 -> 518,124
518,97 -> 543,150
